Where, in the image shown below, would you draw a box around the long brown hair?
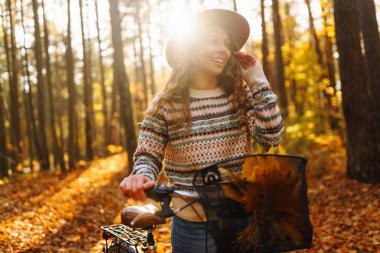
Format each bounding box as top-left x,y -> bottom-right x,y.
148,25 -> 251,136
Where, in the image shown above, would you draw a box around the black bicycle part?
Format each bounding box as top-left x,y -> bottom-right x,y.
146,185 -> 175,218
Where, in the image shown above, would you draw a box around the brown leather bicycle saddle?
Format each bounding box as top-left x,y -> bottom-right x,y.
121,204 -> 166,228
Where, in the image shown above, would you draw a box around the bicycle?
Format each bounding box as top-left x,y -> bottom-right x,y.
101,184 -> 193,253
100,154 -> 314,253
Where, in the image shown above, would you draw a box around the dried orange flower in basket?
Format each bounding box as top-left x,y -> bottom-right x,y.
220,155 -> 306,251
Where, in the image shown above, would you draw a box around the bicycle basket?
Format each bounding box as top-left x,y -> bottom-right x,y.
192,154 -> 313,253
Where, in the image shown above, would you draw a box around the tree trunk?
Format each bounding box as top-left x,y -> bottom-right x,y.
272,0 -> 288,117
260,0 -> 272,85
109,0 -> 137,172
320,0 -> 337,93
305,0 -> 337,132
21,78 -> 35,172
109,77 -> 118,147
283,2 -> 304,118
6,0 -> 22,157
95,0 -> 109,147
0,5 -> 10,175
79,0 -> 94,160
305,0 -> 324,66
357,0 -> 380,136
85,0 -> 97,155
334,0 -> 380,183
42,0 -> 65,171
135,1 -> 148,106
20,0 -> 38,172
32,0 -> 50,170
147,4 -> 156,98
0,78 -> 8,177
66,0 -> 78,169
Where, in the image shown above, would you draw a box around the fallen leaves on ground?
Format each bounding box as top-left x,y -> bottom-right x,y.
0,153 -> 171,253
0,136 -> 379,252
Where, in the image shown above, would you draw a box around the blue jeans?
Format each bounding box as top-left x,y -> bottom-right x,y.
171,215 -> 217,253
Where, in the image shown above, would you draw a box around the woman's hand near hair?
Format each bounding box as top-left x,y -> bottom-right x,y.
120,175 -> 155,201
233,51 -> 269,89
233,51 -> 257,69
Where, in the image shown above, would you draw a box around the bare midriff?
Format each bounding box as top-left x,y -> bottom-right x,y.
171,196 -> 207,222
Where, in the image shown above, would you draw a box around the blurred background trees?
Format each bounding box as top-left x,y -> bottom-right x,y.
0,0 -> 379,183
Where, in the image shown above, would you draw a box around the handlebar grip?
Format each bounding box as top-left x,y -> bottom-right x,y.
145,187 -> 158,200
145,185 -> 174,201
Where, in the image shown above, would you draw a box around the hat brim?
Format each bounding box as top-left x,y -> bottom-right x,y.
166,9 -> 250,68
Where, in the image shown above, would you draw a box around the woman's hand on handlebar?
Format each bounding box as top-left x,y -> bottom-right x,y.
119,175 -> 155,201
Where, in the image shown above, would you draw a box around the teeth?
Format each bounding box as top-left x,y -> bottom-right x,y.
212,57 -> 224,63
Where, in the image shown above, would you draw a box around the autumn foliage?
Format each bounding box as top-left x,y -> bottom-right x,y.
0,140 -> 379,252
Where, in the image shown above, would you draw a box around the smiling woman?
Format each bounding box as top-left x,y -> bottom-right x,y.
120,8 -> 285,253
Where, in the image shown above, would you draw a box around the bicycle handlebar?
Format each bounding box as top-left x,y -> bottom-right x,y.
145,185 -> 174,201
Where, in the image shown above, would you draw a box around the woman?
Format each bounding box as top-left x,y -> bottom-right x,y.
120,9 -> 285,253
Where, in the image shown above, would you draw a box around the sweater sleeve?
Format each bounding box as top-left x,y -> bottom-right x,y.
244,82 -> 285,149
131,96 -> 168,181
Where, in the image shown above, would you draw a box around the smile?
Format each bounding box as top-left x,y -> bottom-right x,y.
212,57 -> 224,64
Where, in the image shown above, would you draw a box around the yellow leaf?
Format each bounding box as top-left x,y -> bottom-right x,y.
222,184 -> 245,204
241,157 -> 260,182
277,145 -> 287,154
219,167 -> 241,183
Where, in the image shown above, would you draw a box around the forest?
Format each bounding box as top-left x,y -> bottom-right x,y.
0,0 -> 379,252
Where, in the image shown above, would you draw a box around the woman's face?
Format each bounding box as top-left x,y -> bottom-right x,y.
192,25 -> 232,77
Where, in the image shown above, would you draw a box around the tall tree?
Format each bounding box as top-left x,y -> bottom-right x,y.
272,0 -> 289,117
42,0 -> 65,171
0,77 -> 8,177
32,0 -> 50,170
320,0 -> 342,133
86,0 -> 97,151
334,0 -> 380,183
260,0 -> 272,84
20,0 -> 41,171
108,71 -> 119,146
52,37 -> 66,156
135,0 -> 149,106
357,0 -> 380,134
79,0 -> 94,160
20,62 -> 35,172
132,36 -> 146,124
147,4 -> 156,97
305,0 -> 323,67
94,0 -> 109,147
305,0 -> 338,131
6,0 -> 22,156
0,4 -> 10,176
66,0 -> 78,169
109,0 -> 137,171
320,0 -> 337,93
283,1 -> 304,117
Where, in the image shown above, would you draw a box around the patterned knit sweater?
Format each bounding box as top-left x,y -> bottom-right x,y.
131,82 -> 284,193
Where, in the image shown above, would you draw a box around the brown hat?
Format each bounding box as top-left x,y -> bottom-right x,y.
165,9 -> 250,68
